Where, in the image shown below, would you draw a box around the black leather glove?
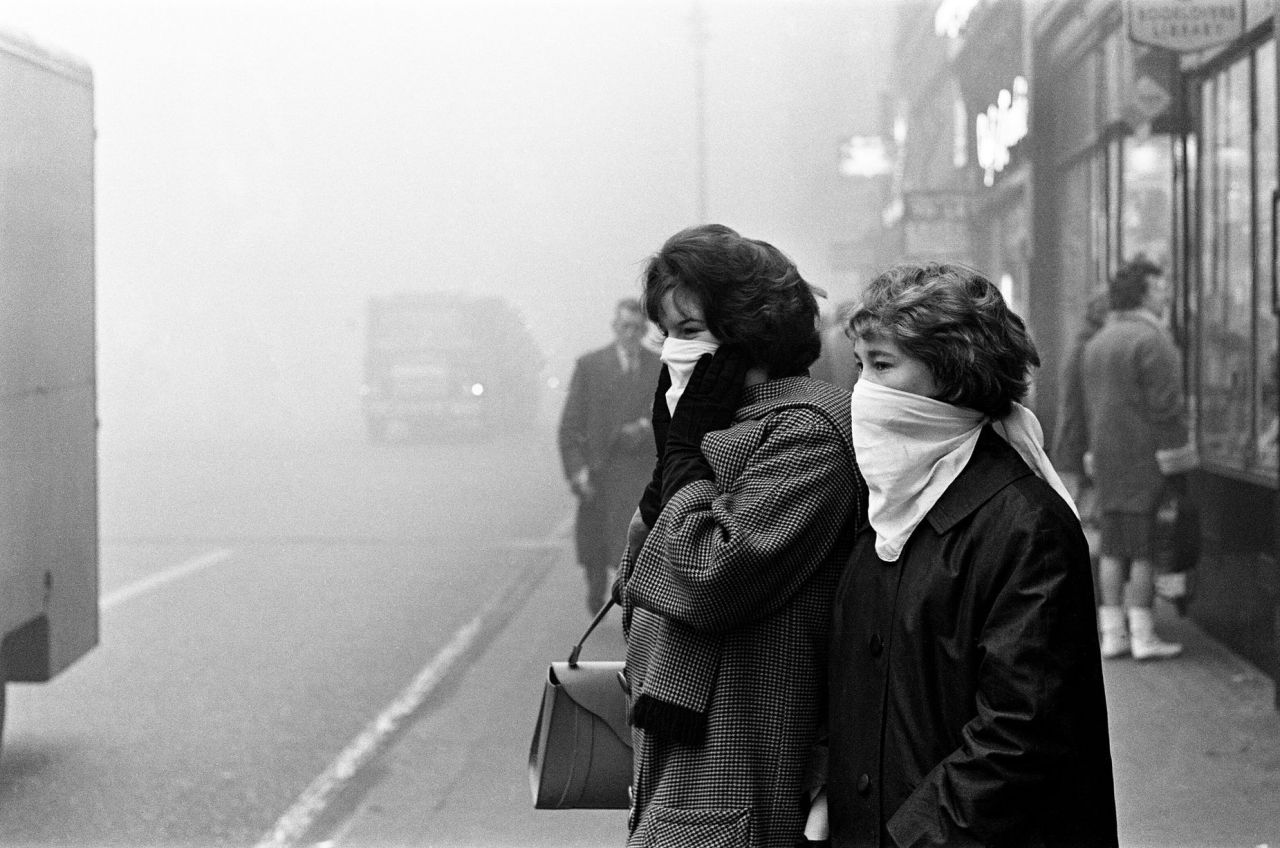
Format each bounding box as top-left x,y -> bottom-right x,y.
660,346 -> 748,506
637,367 -> 672,527
651,365 -> 672,459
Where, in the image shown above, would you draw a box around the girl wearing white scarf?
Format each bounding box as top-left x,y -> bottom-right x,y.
852,378 -> 1077,562
826,262 -> 1117,848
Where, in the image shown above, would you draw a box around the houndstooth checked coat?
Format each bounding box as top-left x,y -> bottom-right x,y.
620,376 -> 862,848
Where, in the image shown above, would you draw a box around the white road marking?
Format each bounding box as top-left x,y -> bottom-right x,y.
252,531 -> 565,848
99,549 -> 235,611
253,612 -> 485,848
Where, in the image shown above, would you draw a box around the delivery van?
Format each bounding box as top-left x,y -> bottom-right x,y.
0,28 -> 99,752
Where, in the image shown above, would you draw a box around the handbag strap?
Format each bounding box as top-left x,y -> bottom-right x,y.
568,598 -> 615,668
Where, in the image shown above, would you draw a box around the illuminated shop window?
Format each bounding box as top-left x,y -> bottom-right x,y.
1123,134 -> 1173,271
1254,42 -> 1278,475
1195,40 -> 1278,482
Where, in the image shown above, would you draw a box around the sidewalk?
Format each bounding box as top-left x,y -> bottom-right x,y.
325,549 -> 1280,848
1103,604 -> 1280,848
323,537 -> 628,847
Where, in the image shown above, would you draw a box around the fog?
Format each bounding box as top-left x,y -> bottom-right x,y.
2,0 -> 892,443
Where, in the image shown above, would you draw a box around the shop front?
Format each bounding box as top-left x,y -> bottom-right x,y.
1032,0 -> 1280,700
951,1 -> 1036,328
1031,3 -> 1178,435
1176,1 -> 1279,695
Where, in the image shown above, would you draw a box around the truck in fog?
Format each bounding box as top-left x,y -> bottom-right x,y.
360,292 -> 544,441
0,29 -> 99,751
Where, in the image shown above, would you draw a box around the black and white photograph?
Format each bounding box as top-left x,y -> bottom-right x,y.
0,1 -> 1277,846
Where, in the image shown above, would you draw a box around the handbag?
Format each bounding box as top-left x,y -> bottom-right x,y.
528,599 -> 632,809
1153,479 -> 1202,615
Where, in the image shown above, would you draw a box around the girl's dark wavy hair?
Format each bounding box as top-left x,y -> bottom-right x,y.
642,224 -> 823,377
847,262 -> 1040,418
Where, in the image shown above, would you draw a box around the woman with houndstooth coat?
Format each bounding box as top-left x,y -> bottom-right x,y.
614,224 -> 863,848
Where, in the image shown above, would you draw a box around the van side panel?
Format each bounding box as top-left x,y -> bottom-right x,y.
0,33 -> 98,680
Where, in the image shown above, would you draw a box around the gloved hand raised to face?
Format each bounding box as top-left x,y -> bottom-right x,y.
637,366 -> 673,528
650,365 -> 673,460
660,345 -> 749,506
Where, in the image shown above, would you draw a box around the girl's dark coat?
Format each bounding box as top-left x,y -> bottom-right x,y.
829,426 -> 1118,848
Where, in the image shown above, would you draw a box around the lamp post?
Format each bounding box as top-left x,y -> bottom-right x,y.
691,0 -> 708,222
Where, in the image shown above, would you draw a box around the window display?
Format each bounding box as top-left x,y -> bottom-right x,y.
1254,42 -> 1278,475
1123,134 -> 1173,271
1195,42 -> 1278,483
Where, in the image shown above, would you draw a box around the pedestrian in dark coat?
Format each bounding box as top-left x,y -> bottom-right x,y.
1051,288 -> 1109,597
829,262 -> 1117,848
1051,286 -> 1109,482
558,298 -> 661,613
615,224 -> 862,848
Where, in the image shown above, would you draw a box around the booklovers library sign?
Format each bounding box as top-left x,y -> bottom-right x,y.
1127,0 -> 1245,52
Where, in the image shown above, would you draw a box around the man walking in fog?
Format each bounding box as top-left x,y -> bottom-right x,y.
1082,259 -> 1198,660
558,298 -> 660,614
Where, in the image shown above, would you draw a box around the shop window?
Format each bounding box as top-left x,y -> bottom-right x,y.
1195,42 -> 1278,483
1123,134 -> 1174,270
1255,42 -> 1278,474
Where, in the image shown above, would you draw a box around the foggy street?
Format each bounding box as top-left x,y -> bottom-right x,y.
1,422 -> 1274,848
0,424 -> 608,847
1,0 -> 1280,846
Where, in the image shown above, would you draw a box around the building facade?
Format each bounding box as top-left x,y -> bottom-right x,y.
885,0 -> 1280,703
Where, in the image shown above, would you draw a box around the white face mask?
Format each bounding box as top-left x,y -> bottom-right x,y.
660,337 -> 720,416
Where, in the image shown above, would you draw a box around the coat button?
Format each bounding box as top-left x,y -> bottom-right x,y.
857,773 -> 871,795
869,633 -> 883,656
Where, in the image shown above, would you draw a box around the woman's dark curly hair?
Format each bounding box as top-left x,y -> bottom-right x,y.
847,262 -> 1040,419
641,224 -> 823,377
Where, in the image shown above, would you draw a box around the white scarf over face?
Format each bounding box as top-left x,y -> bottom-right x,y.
660,337 -> 721,416
850,379 -> 1078,562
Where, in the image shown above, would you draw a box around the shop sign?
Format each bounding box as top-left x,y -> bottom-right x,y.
1127,0 -> 1246,53
1125,44 -> 1180,127
975,76 -> 1028,187
838,135 -> 893,178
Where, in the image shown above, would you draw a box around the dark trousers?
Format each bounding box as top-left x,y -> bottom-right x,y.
574,455 -> 651,612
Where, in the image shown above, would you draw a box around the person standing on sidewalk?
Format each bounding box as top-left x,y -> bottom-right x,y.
616,224 -> 860,847
1052,287 -> 1110,591
828,262 -> 1116,848
1082,258 -> 1198,660
558,297 -> 661,614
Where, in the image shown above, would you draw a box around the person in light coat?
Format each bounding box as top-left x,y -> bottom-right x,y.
1081,258 -> 1196,660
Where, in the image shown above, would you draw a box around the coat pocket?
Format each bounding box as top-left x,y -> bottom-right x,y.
640,806 -> 751,848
